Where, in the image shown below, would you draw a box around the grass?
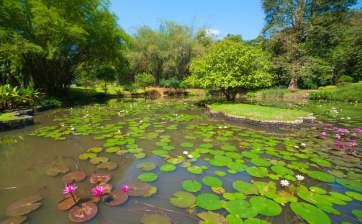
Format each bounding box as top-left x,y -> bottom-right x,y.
309,82 -> 362,102
209,103 -> 309,121
0,112 -> 17,121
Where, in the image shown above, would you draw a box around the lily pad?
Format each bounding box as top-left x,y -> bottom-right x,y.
97,161 -> 118,170
249,196 -> 282,216
345,191 -> 362,201
223,199 -> 258,218
308,171 -> 335,183
57,195 -> 79,210
232,180 -> 258,195
352,209 -> 362,221
182,179 -> 202,193
6,195 -> 43,217
90,156 -> 109,165
63,170 -> 87,183
140,214 -> 171,224
169,191 -> 196,208
0,216 -> 28,224
144,185 -> 158,197
197,211 -> 226,224
271,165 -> 294,176
250,158 -> 271,167
46,158 -> 70,176
137,172 -> 158,182
104,189 -> 128,206
128,182 -> 152,196
137,162 -> 157,171
90,173 -> 112,184
290,202 -> 331,224
187,166 -> 204,174
160,163 -> 176,172
79,153 -> 97,161
202,176 -> 223,188
246,166 -> 268,178
196,193 -> 222,211
68,201 -> 98,223
180,142 -> 194,148
88,147 -> 102,153
244,218 -> 270,224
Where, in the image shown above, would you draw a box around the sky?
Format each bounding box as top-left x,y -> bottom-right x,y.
110,0 -> 362,40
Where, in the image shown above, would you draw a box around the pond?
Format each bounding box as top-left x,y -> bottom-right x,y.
0,98 -> 361,224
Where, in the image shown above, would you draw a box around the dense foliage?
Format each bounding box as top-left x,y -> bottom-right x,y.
262,0 -> 361,89
187,40 -> 273,100
0,0 -> 128,95
0,84 -> 40,110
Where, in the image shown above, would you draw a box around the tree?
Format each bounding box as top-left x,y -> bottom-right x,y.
187,40 -> 273,100
0,0 -> 129,95
134,72 -> 155,89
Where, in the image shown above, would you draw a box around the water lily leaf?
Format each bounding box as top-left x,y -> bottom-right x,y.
88,147 -> 102,153
97,161 -> 118,170
309,186 -> 327,194
290,202 -> 331,224
180,142 -> 194,148
46,158 -> 70,176
152,149 -> 168,157
68,201 -> 97,223
352,209 -> 362,221
202,176 -> 223,187
63,171 -> 86,184
271,165 -> 294,176
253,181 -> 276,196
6,195 -> 42,217
214,170 -> 227,177
223,200 -> 257,218
250,158 -> 271,167
244,218 -> 270,224
140,214 -> 171,224
196,193 -> 222,211
169,191 -> 195,208
90,156 -> 109,165
0,216 -> 27,224
127,182 -> 152,196
223,192 -> 245,200
232,180 -> 258,195
144,185 -> 158,197
221,144 -> 236,151
182,179 -> 202,193
57,195 -> 79,210
90,173 -> 112,184
104,189 -> 128,206
137,162 -> 157,171
137,172 -> 158,182
226,214 -> 243,224
209,155 -> 233,167
310,158 -> 331,168
79,153 -> 97,161
160,163 -> 176,172
249,196 -> 282,216
345,191 -> 362,201
336,178 -> 362,192
167,156 -> 185,165
329,192 -> 352,202
308,171 -> 335,183
105,146 -> 120,153
246,166 -> 268,178
197,211 -> 226,224
187,166 -> 204,174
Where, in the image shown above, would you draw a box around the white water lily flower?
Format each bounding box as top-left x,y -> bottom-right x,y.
300,143 -> 306,147
280,179 -> 290,187
296,175 -> 305,181
294,145 -> 300,149
187,154 -> 193,159
70,127 -> 75,131
183,151 -> 189,155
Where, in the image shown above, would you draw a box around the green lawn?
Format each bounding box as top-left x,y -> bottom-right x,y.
209,103 -> 309,121
0,113 -> 17,121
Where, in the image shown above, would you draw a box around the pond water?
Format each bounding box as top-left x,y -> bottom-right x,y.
0,99 -> 361,224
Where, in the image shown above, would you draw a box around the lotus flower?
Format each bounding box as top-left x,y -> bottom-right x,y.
64,184 -> 77,194
91,185 -> 105,197
280,180 -> 290,187
121,185 -> 129,193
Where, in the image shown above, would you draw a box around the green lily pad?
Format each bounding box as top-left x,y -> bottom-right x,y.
105,147 -> 120,153
169,191 -> 195,208
223,192 -> 245,200
352,209 -> 362,221
246,166 -> 268,178
202,176 -> 223,188
226,214 -> 243,224
180,142 -> 193,148
232,180 -> 258,195
345,191 -> 362,201
290,202 -> 331,224
271,165 -> 294,176
89,156 -> 109,165
160,163 -> 176,172
187,166 -> 204,175
309,186 -> 327,194
182,180 -> 202,193
308,171 -> 335,183
137,172 -> 158,182
336,178 -> 362,192
329,192 -> 352,202
249,196 -> 282,216
311,158 -> 331,168
79,153 -> 97,160
196,193 -> 222,211
197,211 -> 226,224
140,214 -> 171,224
214,170 -> 227,177
221,144 -> 236,151
223,199 -> 257,218
137,162 -> 157,171
250,158 -> 271,167
88,147 -> 102,153
244,218 -> 270,224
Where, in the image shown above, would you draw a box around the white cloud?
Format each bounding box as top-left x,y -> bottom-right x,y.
205,28 -> 221,37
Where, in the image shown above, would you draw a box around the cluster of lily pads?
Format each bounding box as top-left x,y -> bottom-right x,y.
30,100 -> 362,224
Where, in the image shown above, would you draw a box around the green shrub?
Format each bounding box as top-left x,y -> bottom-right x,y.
135,73 -> 155,89
337,75 -> 354,84
39,97 -> 62,109
160,78 -> 184,89
0,85 -> 40,110
309,82 -> 362,102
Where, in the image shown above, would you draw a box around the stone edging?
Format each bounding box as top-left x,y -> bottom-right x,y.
206,105 -> 315,131
0,109 -> 35,132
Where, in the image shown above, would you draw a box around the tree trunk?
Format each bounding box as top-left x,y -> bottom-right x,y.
222,87 -> 238,101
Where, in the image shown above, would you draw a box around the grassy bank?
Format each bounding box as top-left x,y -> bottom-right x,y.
209,103 -> 309,121
309,82 -> 362,102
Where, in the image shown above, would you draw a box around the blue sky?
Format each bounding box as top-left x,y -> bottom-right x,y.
110,0 -> 362,40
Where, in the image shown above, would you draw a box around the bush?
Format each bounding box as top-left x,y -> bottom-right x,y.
0,85 -> 40,110
144,89 -> 161,99
337,75 -> 354,84
160,78 -> 184,89
309,82 -> 362,102
38,97 -> 62,109
135,73 -> 155,89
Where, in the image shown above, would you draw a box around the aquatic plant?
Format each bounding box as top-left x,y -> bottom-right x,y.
91,185 -> 105,197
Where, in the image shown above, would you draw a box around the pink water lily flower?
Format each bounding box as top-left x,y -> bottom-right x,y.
91,185 -> 105,197
337,128 -> 349,134
353,128 -> 361,134
121,185 -> 129,193
63,184 -> 77,194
